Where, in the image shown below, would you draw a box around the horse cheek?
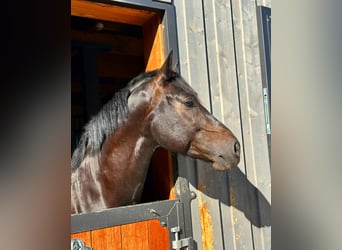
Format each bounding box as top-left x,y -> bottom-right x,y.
151,116 -> 190,153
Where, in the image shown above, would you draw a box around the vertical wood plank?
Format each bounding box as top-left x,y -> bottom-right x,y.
256,0 -> 271,8
121,221 -> 149,250
91,226 -> 122,250
231,0 -> 271,249
172,1 -> 212,249
142,14 -> 164,71
149,220 -> 170,250
201,0 -> 258,249
71,231 -> 92,247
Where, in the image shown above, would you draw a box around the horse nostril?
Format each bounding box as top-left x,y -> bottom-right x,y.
233,141 -> 240,155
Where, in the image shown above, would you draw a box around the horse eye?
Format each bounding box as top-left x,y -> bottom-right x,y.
184,98 -> 194,108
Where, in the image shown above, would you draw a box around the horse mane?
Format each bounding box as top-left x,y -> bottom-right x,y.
71,70 -> 158,171
71,67 -> 197,171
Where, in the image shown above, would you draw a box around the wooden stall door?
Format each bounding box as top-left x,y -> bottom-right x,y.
71,220 -> 169,250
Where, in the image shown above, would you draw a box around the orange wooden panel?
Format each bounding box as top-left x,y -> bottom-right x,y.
71,231 -> 92,247
121,221 -> 149,250
142,14 -> 164,71
149,220 -> 170,250
72,0 -> 156,26
91,226 -> 122,250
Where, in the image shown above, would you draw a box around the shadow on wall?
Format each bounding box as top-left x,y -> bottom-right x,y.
179,156 -> 271,228
226,166 -> 271,227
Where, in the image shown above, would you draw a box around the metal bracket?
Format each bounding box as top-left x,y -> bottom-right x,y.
171,226 -> 193,250
152,199 -> 194,249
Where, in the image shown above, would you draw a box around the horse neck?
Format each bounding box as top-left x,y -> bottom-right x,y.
98,112 -> 158,206
101,127 -> 157,172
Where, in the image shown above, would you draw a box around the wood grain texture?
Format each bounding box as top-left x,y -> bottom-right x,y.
142,14 -> 164,71
91,226 -> 122,250
71,231 -> 92,247
230,0 -> 271,248
173,0 -> 271,249
121,221 -> 149,250
72,0 -> 156,26
149,220 -> 170,250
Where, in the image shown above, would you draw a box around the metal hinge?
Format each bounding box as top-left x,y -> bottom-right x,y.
263,88 -> 271,134
171,226 -> 193,250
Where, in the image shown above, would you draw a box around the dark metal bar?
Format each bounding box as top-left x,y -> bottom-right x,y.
71,199 -> 180,233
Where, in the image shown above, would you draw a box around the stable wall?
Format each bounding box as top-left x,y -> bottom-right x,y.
173,0 -> 271,249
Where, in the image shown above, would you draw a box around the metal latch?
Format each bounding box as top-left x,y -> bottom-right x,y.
263,87 -> 271,134
171,226 -> 193,250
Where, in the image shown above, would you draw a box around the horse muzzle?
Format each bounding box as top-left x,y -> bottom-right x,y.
212,139 -> 240,170
187,130 -> 241,171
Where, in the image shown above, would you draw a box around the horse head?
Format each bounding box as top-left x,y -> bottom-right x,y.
130,51 -> 240,171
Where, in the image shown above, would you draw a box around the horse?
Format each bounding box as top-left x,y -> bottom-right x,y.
71,51 -> 240,214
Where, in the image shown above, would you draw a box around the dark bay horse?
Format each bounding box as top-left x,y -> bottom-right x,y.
71,51 -> 240,214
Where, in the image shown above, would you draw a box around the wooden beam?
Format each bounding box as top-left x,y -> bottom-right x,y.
71,0 -> 157,26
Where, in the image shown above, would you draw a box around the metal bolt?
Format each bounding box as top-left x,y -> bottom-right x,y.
148,208 -> 161,217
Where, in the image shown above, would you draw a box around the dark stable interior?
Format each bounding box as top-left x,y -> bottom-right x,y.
71,15 -> 173,204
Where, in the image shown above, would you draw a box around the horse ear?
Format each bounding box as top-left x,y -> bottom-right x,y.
154,50 -> 173,84
172,61 -> 179,72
